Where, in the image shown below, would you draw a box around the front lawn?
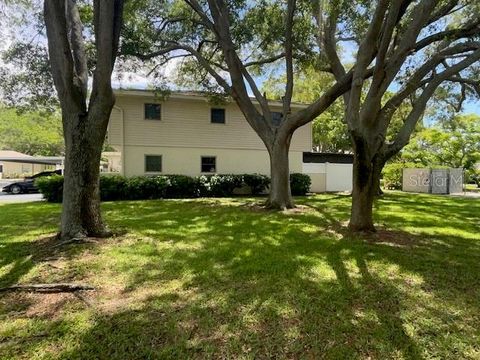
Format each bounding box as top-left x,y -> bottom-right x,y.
1,192 -> 479,359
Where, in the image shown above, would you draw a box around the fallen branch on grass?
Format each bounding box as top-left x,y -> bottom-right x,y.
0,283 -> 95,293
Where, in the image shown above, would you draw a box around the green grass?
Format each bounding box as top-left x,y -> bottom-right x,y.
0,192 -> 479,359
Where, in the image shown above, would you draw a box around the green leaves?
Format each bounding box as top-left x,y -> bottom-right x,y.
262,66 -> 351,152
402,114 -> 480,171
0,107 -> 64,156
0,43 -> 58,113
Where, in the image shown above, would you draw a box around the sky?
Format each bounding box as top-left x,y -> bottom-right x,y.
463,101 -> 480,115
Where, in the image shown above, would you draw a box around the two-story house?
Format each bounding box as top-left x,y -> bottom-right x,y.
107,90 -> 353,192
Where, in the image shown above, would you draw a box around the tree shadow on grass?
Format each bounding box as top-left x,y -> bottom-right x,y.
52,196 -> 480,358
0,202 -> 106,290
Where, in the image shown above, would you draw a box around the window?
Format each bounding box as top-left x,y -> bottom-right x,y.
272,112 -> 283,126
0,164 -> 3,173
144,103 -> 161,120
145,155 -> 162,172
211,108 -> 226,124
201,156 -> 216,173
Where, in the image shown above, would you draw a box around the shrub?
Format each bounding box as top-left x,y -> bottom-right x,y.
100,175 -> 128,201
125,176 -> 170,200
466,169 -> 480,187
36,175 -> 64,202
242,174 -> 270,195
37,173 -> 316,202
165,175 -> 198,198
290,173 -> 311,195
207,174 -> 244,197
195,174 -> 244,197
382,163 -> 404,190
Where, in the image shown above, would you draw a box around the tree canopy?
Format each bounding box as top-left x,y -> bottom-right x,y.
0,107 -> 63,156
403,114 -> 480,171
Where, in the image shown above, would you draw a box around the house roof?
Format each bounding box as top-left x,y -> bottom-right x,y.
0,151 -> 63,165
113,89 -> 309,109
0,150 -> 33,159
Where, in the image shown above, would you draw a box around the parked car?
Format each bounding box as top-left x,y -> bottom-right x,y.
1,170 -> 62,194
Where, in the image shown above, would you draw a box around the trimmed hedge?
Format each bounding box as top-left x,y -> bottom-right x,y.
290,173 -> 311,195
36,175 -> 64,202
37,173 -> 310,203
242,174 -> 270,195
37,173 -> 286,203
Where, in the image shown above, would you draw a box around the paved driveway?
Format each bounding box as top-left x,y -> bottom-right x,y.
0,192 -> 44,203
452,191 -> 480,198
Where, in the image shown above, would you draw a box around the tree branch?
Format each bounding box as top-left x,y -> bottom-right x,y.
382,42 -> 480,116
184,0 -> 215,31
282,0 -> 296,120
204,0 -> 271,137
448,76 -> 480,96
386,48 -> 480,158
346,0 -> 389,130
44,0 -> 83,109
66,0 -> 88,99
287,67 -> 374,132
414,18 -> 480,53
316,3 -> 346,81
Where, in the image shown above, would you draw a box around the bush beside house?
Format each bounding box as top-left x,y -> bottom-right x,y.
37,173 -> 311,203
290,173 -> 312,195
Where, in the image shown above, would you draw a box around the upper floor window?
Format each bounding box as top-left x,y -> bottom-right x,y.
272,111 -> 283,127
145,155 -> 162,173
201,156 -> 216,173
144,103 -> 161,120
211,108 -> 226,124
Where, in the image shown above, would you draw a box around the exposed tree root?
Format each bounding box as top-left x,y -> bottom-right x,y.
0,283 -> 95,293
52,237 -> 100,249
264,199 -> 296,210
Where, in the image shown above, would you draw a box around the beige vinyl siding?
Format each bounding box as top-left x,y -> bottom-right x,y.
108,107 -> 123,147
0,162 -> 51,178
122,145 -> 303,177
108,95 -> 312,152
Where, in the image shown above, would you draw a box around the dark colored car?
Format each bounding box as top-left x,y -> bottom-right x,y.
1,169 -> 62,194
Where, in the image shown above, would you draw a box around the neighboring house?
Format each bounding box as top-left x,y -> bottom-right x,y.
101,151 -> 122,173
0,150 -> 56,179
107,90 -> 352,192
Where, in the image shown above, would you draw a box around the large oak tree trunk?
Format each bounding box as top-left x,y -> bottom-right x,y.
349,137 -> 384,233
349,154 -> 376,232
266,137 -> 294,210
61,112 -> 111,239
44,0 -> 124,241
